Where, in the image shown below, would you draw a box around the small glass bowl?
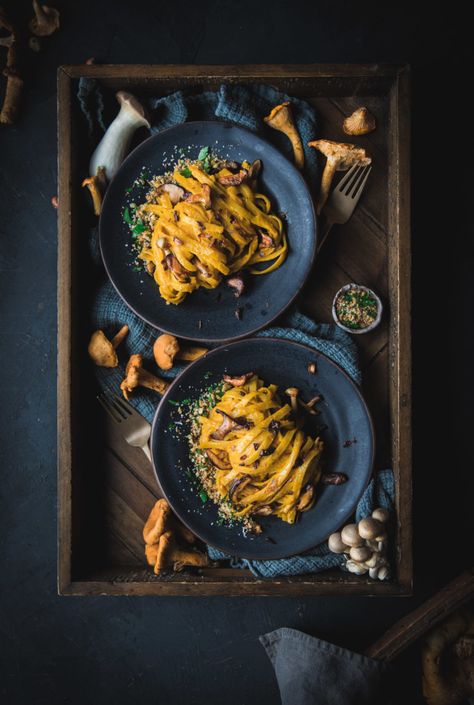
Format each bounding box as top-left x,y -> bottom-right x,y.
332,283 -> 383,335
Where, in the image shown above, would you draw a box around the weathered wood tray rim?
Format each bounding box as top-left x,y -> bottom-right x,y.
57,63 -> 411,597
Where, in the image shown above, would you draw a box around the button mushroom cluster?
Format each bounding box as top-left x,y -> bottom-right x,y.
144,499 -> 209,574
328,507 -> 390,580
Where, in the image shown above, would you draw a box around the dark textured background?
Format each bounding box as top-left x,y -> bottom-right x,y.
0,1 -> 471,704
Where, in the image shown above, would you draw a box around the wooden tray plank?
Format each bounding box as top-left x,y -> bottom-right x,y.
303,259 -> 388,368
104,415 -> 161,497
367,570 -> 474,661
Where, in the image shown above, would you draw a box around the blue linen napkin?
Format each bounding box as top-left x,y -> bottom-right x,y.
79,80 -> 395,577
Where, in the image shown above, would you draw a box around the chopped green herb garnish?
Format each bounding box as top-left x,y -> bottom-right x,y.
180,166 -> 192,178
132,222 -> 147,235
125,186 -> 133,194
168,400 -> 181,406
199,490 -> 208,503
198,146 -> 209,161
123,207 -> 133,224
132,265 -> 142,272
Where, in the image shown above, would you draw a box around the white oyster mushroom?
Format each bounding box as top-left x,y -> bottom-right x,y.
89,91 -> 150,181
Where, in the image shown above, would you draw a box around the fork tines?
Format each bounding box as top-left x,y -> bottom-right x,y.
337,163 -> 372,199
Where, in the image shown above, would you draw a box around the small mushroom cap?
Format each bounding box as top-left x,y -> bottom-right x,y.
341,523 -> 363,547
346,560 -> 368,575
328,532 -> 349,554
116,90 -> 150,129
372,507 -> 390,524
358,517 -> 384,540
343,107 -> 376,136
153,334 -> 180,370
349,545 -> 372,563
88,330 -> 118,367
264,101 -> 294,128
308,139 -> 371,172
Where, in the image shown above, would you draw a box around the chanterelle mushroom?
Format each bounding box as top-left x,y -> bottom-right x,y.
264,102 -> 304,170
120,353 -> 169,399
153,334 -> 208,370
153,334 -> 180,370
154,530 -> 209,574
82,166 -> 107,216
143,498 -> 196,546
0,7 -> 23,125
29,0 -> 60,37
343,107 -> 376,136
87,325 -> 129,367
308,139 -> 371,214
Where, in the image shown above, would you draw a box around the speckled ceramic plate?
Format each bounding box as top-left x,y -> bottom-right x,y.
150,337 -> 375,560
99,121 -> 317,343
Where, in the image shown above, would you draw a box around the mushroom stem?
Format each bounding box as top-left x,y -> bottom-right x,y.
0,10 -> 23,125
285,387 -> 300,414
177,346 -> 208,362
111,324 -> 129,349
89,91 -> 150,182
154,530 -> 209,574
264,102 -> 304,169
82,167 -> 106,216
120,354 -> 169,399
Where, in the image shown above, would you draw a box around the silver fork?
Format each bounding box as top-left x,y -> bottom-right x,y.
317,163 -> 372,253
98,392 -> 152,462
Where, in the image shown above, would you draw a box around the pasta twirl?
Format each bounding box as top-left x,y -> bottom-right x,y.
197,375 -> 323,525
136,161 -> 287,305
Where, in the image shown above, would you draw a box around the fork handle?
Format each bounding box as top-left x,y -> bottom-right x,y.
317,218 -> 334,254
141,443 -> 152,462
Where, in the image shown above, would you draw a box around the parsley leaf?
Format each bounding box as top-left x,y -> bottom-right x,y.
132,221 -> 146,235
123,207 -> 133,225
180,166 -> 192,178
198,146 -> 209,161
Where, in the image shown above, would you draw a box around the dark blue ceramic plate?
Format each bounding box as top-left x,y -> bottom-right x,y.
99,121 -> 317,343
150,338 -> 374,560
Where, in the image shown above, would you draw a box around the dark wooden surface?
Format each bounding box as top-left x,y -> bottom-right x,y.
1,1 -> 471,703
57,65 -> 411,595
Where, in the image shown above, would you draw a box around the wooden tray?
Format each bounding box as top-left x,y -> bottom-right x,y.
57,64 -> 411,596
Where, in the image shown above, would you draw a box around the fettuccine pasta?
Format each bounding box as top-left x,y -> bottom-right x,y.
135,159 -> 287,304
197,375 -> 323,525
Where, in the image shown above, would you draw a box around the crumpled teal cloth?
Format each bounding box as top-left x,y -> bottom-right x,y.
90,280 -> 361,424
79,80 -> 395,578
208,469 -> 395,578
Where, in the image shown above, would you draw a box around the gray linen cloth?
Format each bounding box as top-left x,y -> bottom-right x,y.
260,628 -> 390,705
